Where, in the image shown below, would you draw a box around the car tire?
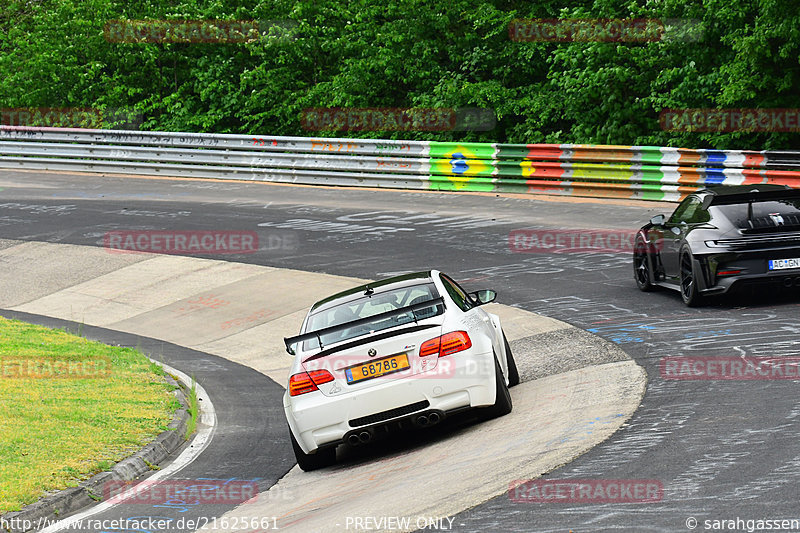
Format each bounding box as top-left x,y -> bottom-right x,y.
485,355 -> 512,418
503,333 -> 520,387
633,234 -> 657,291
289,426 -> 336,471
680,250 -> 704,307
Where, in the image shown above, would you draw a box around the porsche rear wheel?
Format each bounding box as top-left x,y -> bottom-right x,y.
680,251 -> 704,307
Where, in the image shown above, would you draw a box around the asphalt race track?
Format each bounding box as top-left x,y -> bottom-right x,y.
2,170 -> 800,532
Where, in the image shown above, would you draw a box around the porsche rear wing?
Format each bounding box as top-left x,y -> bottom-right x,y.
702,188 -> 800,209
284,296 -> 446,355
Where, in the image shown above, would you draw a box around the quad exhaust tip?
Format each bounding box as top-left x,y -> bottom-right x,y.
348,411 -> 445,446
415,411 -> 442,427
347,431 -> 373,446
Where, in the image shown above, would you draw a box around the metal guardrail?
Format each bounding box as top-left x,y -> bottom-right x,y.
2,126 -> 799,202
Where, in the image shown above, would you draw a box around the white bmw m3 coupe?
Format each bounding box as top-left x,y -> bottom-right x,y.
283,270 -> 519,471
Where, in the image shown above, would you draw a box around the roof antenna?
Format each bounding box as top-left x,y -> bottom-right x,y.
364,286 -> 374,296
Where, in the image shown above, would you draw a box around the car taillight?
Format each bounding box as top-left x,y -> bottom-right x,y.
717,270 -> 742,276
289,370 -> 335,396
419,331 -> 472,358
440,331 -> 472,356
419,337 -> 441,357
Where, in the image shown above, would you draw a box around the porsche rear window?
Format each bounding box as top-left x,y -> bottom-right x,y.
302,283 -> 440,350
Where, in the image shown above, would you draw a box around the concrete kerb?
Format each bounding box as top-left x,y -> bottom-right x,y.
0,352 -> 195,533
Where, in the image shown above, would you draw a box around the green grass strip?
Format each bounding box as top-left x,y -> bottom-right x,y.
0,316 -> 178,513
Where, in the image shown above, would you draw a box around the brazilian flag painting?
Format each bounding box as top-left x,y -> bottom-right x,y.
428,142 -> 497,192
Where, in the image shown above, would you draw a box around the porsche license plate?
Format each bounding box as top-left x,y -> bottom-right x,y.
345,353 -> 410,384
769,258 -> 800,271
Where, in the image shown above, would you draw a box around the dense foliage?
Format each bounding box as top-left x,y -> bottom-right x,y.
1,0 -> 798,149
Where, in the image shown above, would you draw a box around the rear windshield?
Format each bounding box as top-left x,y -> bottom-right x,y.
303,283 -> 441,350
715,199 -> 800,229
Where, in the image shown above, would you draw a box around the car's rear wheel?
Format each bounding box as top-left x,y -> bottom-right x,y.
484,355 -> 512,418
289,427 -> 336,471
680,251 -> 704,307
503,333 -> 520,387
633,235 -> 656,291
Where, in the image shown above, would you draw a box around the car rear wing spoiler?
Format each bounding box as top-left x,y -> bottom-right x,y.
702,188 -> 800,209
284,296 -> 446,355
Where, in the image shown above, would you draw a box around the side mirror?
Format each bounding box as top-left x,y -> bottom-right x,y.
650,214 -> 666,225
470,289 -> 497,305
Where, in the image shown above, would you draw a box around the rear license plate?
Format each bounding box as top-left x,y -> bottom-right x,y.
769,258 -> 800,271
345,353 -> 410,384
